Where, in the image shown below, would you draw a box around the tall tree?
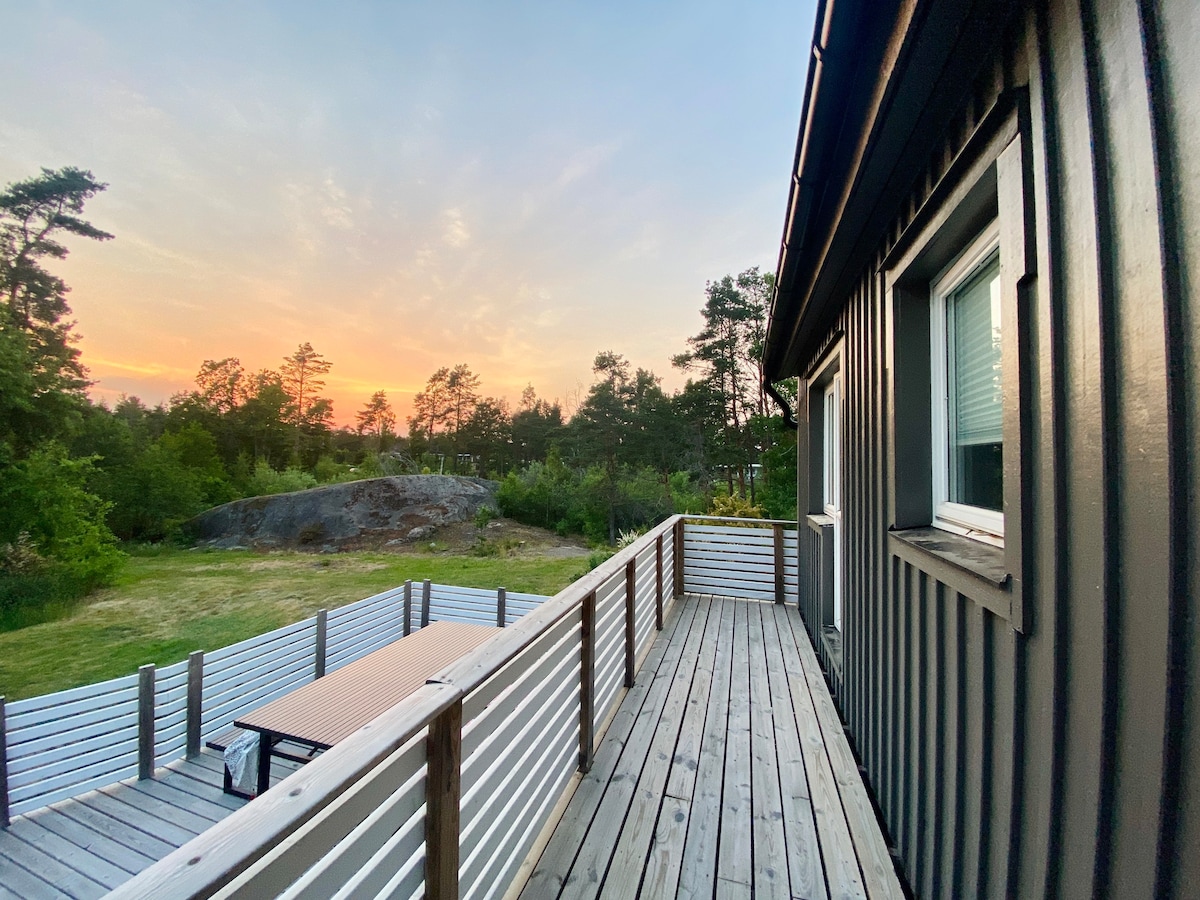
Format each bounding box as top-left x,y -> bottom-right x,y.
571,352 -> 636,543
408,366 -> 451,441
0,167 -> 113,443
280,343 -> 333,429
193,358 -> 246,414
356,390 -> 396,450
673,267 -> 771,496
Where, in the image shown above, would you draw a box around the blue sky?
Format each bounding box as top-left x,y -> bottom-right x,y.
0,0 -> 815,425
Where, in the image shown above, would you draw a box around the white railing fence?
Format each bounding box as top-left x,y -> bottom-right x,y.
107,516 -> 799,900
0,581 -> 548,824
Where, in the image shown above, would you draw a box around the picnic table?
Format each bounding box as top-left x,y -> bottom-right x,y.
229,620 -> 500,796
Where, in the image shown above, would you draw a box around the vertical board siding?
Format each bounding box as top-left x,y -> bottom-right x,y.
789,0 -> 1200,896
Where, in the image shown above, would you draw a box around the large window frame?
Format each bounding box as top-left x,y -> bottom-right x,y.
882,91 -> 1033,632
929,220 -> 1004,545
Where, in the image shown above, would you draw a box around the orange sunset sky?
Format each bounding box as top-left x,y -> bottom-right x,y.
2,1 -> 816,430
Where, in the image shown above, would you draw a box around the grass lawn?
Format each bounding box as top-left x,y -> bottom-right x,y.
0,547 -> 586,701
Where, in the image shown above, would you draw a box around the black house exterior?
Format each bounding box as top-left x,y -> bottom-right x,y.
765,1 -> 1198,897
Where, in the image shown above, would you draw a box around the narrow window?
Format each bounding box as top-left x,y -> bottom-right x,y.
822,374 -> 842,631
931,222 -> 1004,544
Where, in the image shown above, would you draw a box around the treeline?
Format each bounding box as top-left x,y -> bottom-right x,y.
0,166 -> 795,624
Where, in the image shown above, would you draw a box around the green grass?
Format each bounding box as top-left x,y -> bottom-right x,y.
0,548 -> 584,701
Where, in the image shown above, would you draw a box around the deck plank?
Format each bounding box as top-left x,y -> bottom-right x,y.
0,844 -> 75,899
747,602 -> 791,899
677,595 -> 736,899
718,598 -> 754,888
0,749 -> 253,898
523,595 -> 901,900
555,598 -> 702,899
520,595 -> 696,898
761,605 -> 827,900
50,797 -> 178,860
604,593 -> 713,898
22,806 -> 156,875
781,607 -> 904,899
773,605 -> 867,899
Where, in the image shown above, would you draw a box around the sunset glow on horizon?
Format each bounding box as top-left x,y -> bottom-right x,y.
2,1 -> 815,431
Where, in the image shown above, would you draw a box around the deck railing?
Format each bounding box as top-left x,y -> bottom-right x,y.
108,516 -> 799,899
0,581 -> 549,824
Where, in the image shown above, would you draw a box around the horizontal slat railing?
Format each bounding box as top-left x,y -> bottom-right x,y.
106,516 -> 686,899
3,673 -> 141,817
0,581 -> 549,826
4,513 -> 798,892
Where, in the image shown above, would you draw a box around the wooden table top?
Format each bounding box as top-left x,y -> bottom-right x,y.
234,620 -> 499,748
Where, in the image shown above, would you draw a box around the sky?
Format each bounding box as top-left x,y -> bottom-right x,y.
1,0 -> 816,429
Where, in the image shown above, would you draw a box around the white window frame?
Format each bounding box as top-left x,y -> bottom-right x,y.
822,374 -> 843,632
930,219 -> 1004,546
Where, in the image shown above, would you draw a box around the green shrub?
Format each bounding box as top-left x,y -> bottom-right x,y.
242,461 -> 319,496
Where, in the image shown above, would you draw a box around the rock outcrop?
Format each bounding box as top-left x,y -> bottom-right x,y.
186,475 -> 498,550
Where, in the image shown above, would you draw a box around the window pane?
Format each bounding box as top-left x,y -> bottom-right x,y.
947,253 -> 1002,511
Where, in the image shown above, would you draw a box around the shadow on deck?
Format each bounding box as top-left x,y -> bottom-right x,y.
519,594 -> 904,900
0,750 -> 299,899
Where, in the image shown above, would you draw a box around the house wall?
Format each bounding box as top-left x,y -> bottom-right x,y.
793,1 -> 1199,897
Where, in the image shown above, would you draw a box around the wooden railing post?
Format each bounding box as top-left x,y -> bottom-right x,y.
655,534 -> 664,630
580,591 -> 597,773
497,587 -> 507,628
315,609 -> 328,678
624,559 -> 637,688
421,579 -> 432,629
673,519 -> 685,597
1,696 -> 9,828
403,580 -> 413,636
773,523 -> 786,604
138,664 -> 155,780
425,698 -> 462,900
186,652 -> 203,758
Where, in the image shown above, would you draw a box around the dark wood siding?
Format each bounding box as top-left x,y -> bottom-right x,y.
792,1 -> 1200,896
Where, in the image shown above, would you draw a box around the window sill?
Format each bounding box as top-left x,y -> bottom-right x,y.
888,526 -> 1016,623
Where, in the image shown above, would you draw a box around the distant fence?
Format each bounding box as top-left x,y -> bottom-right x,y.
0,581 -> 548,824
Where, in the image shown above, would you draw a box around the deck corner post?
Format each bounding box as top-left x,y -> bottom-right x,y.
421,579 -> 433,629
403,580 -> 413,636
655,534 -> 664,630
186,651 -> 203,758
0,696 -> 9,828
579,591 -> 597,773
137,664 -> 156,780
773,523 -> 786,604
673,518 -> 685,597
497,587 -> 507,628
624,558 -> 637,688
425,697 -> 463,900
315,608 -> 328,679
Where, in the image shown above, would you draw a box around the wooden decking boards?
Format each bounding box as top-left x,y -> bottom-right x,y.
0,750 -> 299,899
520,594 -> 905,900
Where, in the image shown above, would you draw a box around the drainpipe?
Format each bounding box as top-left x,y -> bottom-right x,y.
765,380 -> 799,430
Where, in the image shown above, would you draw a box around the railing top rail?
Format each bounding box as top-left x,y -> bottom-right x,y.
682,514 -> 800,527
431,515 -> 681,696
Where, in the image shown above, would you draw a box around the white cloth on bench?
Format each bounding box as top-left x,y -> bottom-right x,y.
224,730 -> 260,795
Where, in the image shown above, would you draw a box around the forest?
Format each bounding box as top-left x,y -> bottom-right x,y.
0,167 -> 796,621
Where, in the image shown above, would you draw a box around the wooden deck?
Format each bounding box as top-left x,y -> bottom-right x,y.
519,594 -> 904,900
0,750 -> 300,899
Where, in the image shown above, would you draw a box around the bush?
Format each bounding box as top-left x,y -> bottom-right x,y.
709,492 -> 765,519
241,461 -> 319,496
0,443 -> 124,627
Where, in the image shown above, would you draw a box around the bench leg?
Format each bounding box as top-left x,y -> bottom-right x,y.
256,732 -> 272,796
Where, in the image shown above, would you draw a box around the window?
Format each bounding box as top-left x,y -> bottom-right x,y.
822,374 -> 842,631
930,221 -> 1004,544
